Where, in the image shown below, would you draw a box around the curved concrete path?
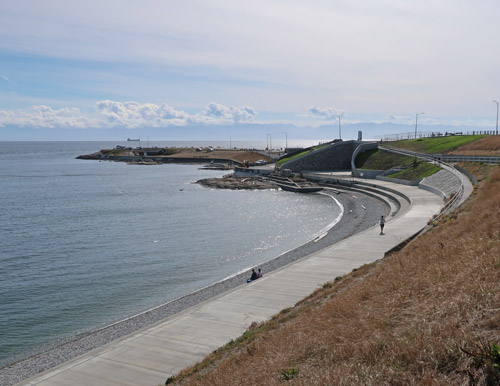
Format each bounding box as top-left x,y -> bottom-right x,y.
17,181 -> 445,386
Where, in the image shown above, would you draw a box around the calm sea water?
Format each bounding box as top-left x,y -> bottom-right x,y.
0,141 -> 340,366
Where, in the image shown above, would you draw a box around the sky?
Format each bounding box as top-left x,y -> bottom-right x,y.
1,0 -> 500,141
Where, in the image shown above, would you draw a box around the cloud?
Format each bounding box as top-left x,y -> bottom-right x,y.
0,105 -> 91,128
96,101 -> 192,128
1,75 -> 12,83
96,100 -> 257,128
309,106 -> 342,120
201,102 -> 256,124
386,114 -> 412,123
0,101 -> 258,129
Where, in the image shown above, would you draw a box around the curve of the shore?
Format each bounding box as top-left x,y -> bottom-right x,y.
1,186 -> 389,386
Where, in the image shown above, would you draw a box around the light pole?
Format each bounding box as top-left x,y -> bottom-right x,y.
493,100 -> 499,135
337,115 -> 342,139
332,114 -> 342,139
282,131 -> 288,150
266,133 -> 272,154
414,112 -> 424,139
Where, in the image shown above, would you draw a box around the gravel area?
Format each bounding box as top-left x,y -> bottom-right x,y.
0,188 -> 388,386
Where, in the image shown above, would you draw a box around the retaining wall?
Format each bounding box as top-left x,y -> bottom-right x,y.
376,176 -> 422,186
280,140 -> 362,172
353,169 -> 385,178
454,165 -> 478,185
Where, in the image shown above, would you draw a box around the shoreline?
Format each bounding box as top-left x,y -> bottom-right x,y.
1,188 -> 388,386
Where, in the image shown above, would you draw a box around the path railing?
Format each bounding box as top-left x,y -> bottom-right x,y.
377,131 -> 498,141
379,145 -> 465,219
379,145 -> 500,164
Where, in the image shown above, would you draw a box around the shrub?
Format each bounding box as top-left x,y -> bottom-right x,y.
280,366 -> 299,381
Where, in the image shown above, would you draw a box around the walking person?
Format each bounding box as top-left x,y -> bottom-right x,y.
379,215 -> 385,235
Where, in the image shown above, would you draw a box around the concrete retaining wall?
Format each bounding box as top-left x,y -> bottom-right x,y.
233,167 -> 274,177
376,175 -> 422,186
353,169 -> 385,178
454,165 -> 478,185
418,183 -> 446,200
280,140 -> 362,172
351,142 -> 384,179
351,142 -> 378,170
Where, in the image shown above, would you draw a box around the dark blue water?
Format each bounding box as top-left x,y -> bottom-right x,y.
0,141 -> 341,366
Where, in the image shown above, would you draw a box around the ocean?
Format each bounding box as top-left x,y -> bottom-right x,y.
0,141 -> 341,367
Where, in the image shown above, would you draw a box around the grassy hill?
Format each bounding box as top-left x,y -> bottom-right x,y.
355,150 -> 440,181
355,135 -> 493,181
355,149 -> 414,170
385,161 -> 441,181
166,164 -> 500,385
387,135 -> 486,154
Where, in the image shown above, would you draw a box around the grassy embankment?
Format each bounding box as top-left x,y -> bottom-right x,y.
356,136 -> 489,181
355,149 -> 440,181
165,163 -> 500,385
387,135 -> 486,154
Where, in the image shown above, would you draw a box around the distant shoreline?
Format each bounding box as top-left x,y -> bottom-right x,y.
1,187 -> 387,386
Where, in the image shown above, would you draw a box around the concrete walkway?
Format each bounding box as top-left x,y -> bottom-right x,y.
18,181 -> 445,386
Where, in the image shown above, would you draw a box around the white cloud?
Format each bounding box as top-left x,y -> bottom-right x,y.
0,101 -> 258,129
309,106 -> 342,120
96,101 -> 192,128
201,102 -> 256,124
0,100 -> 495,131
96,100 -> 257,128
1,74 -> 12,83
386,114 -> 412,123
0,105 -> 91,128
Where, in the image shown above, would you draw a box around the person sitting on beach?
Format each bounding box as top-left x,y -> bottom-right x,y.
257,268 -> 263,278
249,268 -> 258,282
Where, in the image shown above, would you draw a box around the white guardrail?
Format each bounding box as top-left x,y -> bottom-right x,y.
379,146 -> 465,220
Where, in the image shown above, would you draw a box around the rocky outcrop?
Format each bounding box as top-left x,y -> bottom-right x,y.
76,151 -> 105,160
197,176 -> 278,190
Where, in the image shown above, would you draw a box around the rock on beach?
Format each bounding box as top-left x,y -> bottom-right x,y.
197,176 -> 278,190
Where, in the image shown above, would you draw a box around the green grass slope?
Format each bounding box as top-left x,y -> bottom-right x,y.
386,161 -> 440,181
388,135 -> 486,154
355,149 -> 413,170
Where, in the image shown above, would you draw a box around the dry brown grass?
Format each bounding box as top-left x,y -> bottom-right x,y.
167,149 -> 272,163
448,136 -> 500,156
168,166 -> 500,386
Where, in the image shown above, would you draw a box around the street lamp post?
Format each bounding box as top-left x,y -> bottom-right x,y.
333,114 -> 342,139
414,112 -> 424,139
338,115 -> 342,139
266,133 -> 272,155
282,131 -> 288,150
493,100 -> 499,135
